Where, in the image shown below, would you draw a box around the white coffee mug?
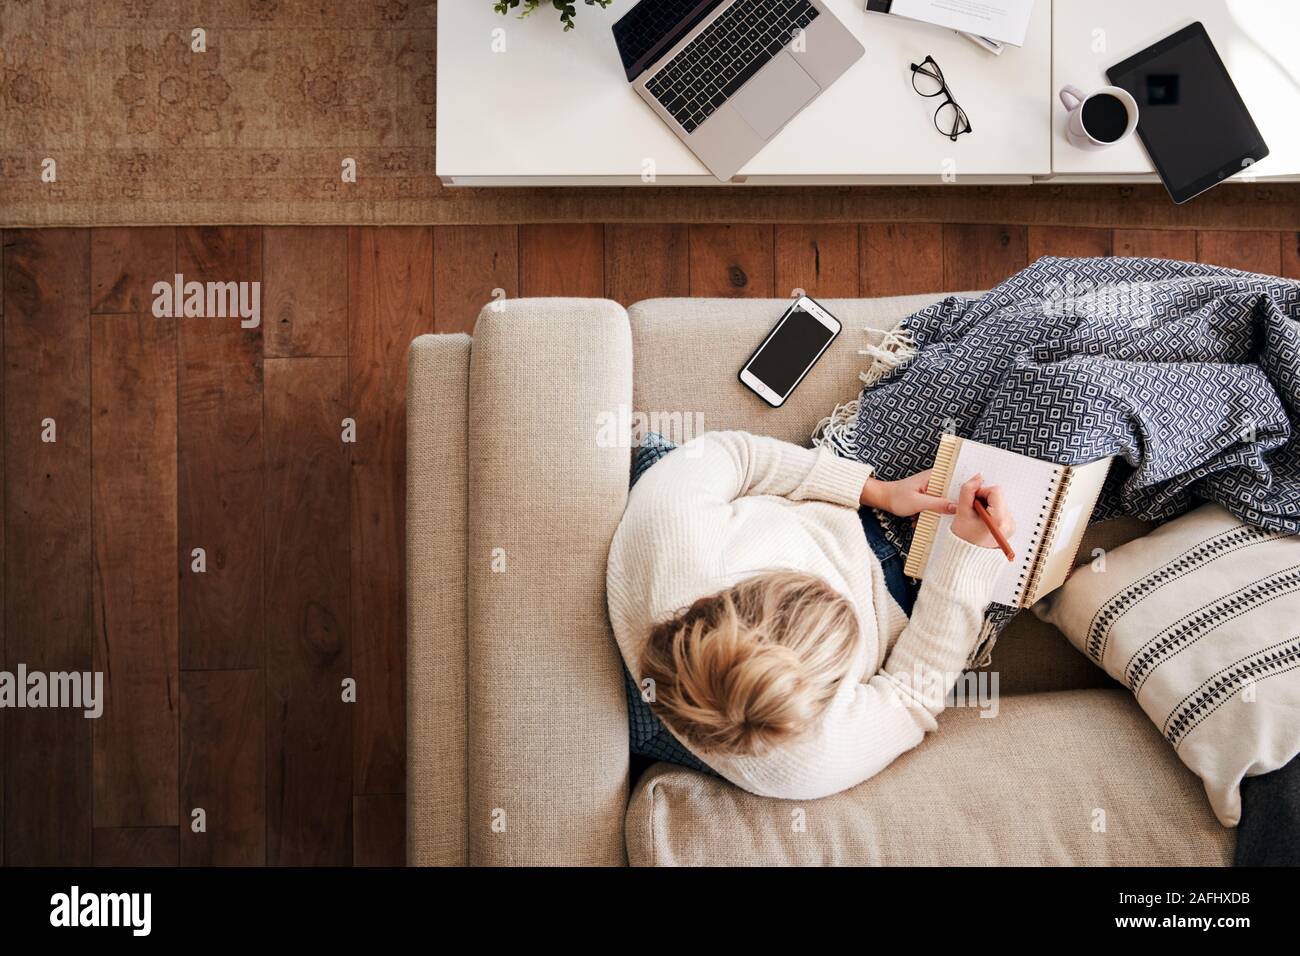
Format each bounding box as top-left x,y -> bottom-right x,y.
1059,84 -> 1138,150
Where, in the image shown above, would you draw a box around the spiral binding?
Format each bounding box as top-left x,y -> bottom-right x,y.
1018,467 -> 1070,606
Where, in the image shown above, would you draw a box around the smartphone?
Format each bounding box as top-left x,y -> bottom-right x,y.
738,296 -> 842,408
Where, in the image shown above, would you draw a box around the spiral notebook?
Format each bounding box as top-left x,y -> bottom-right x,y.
903,435 -> 1113,607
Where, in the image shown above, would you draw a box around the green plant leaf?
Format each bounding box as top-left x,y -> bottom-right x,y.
492,0 -> 614,30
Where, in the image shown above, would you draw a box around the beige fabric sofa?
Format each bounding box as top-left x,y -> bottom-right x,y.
406,294 -> 1234,867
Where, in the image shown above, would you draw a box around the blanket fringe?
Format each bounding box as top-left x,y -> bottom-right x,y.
812,325 -> 919,454
806,320 -> 999,671
811,396 -> 862,457
966,616 -> 1000,670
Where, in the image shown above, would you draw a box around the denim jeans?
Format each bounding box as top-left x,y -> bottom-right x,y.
625,434 -> 717,775
859,507 -> 918,617
1235,753 -> 1300,865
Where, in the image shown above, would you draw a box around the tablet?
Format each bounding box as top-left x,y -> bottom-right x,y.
1107,22 -> 1269,204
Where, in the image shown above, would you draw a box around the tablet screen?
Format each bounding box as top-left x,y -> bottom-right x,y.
1107,23 -> 1268,202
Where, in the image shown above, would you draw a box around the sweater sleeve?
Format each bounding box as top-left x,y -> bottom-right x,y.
883,531 -> 1008,696
708,528 -> 1007,801
633,431 -> 875,509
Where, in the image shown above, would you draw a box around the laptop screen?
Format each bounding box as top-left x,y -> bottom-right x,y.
612,0 -> 726,81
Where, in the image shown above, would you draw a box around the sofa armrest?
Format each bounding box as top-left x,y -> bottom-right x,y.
407,332 -> 472,865
467,298 -> 634,865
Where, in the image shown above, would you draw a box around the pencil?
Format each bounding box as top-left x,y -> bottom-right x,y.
972,497 -> 1015,562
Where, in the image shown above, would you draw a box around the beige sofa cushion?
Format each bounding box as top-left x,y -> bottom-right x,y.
629,295 -> 942,445
407,333 -> 472,866
626,689 -> 1233,866
466,298 -> 634,865
627,297 -> 1143,694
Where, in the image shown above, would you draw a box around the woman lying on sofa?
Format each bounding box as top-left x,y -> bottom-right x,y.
607,430 -> 1014,800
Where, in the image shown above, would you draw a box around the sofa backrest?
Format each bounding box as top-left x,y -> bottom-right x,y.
630,296 -> 928,443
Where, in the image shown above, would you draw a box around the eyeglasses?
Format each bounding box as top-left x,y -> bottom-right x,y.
910,55 -> 972,141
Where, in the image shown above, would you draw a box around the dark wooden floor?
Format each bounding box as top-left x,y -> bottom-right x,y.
1,222 -> 1297,866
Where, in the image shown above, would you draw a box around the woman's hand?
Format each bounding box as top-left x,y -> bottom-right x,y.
950,474 -> 1016,549
860,470 -> 957,518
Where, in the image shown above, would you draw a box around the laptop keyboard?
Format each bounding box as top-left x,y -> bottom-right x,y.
645,0 -> 820,134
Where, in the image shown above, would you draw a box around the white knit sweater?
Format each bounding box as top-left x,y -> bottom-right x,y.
606,431 -> 1007,800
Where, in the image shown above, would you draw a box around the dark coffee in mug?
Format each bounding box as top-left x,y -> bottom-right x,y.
1081,93 -> 1130,143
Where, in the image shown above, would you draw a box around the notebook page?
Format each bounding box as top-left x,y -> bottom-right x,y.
1025,454 -> 1114,601
922,441 -> 1064,605
1048,504 -> 1086,560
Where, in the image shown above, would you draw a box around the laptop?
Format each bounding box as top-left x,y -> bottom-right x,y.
612,0 -> 865,181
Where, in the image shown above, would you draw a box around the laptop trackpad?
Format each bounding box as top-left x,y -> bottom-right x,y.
730,53 -> 820,140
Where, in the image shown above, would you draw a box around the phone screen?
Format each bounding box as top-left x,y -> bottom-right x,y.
746,306 -> 836,397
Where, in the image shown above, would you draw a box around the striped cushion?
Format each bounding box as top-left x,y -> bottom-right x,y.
1034,503 -> 1300,825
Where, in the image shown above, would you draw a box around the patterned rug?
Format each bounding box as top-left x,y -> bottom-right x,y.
2,0 -> 438,225
2,1 -> 1299,227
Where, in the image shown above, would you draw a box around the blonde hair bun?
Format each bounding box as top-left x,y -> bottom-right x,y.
639,571 -> 860,758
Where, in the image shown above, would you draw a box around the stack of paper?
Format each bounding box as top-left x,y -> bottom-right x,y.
865,0 -> 1035,50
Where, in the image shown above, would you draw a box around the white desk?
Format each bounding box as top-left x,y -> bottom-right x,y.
437,0 -> 1300,185
1052,0 -> 1300,180
438,0 -> 1052,184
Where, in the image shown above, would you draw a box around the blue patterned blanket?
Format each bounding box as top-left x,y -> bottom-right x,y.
815,256 -> 1300,662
